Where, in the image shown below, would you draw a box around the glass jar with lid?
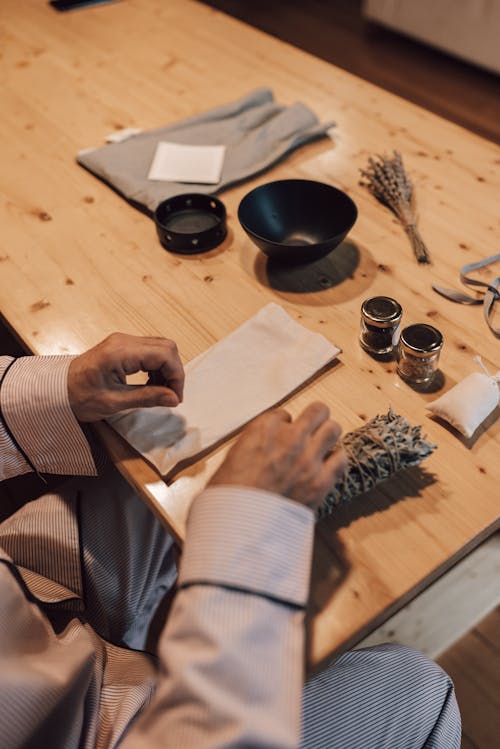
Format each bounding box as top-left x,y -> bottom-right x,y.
397,324 -> 444,384
359,296 -> 402,355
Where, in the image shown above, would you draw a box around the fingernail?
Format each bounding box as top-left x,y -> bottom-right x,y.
164,393 -> 179,407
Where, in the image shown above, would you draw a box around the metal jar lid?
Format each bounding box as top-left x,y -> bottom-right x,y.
399,324 -> 443,356
154,193 -> 227,254
361,296 -> 402,328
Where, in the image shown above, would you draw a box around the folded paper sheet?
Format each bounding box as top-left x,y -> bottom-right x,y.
108,303 -> 341,475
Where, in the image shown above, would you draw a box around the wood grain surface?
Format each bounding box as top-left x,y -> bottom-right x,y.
1,0 -> 498,668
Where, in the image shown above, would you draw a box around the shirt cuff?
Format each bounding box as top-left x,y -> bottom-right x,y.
1,356 -> 97,476
179,486 -> 315,608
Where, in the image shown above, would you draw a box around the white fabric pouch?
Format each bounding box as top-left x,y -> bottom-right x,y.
108,303 -> 341,475
426,362 -> 499,438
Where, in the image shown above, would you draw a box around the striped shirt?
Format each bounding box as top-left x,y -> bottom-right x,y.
0,354 -> 315,748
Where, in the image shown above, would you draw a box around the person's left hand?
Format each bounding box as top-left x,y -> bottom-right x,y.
67,333 -> 185,422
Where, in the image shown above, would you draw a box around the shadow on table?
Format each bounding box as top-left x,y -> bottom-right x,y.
306,466 -> 438,671
252,239 -> 379,305
264,240 -> 360,292
319,465 -> 437,533
309,467 -> 438,611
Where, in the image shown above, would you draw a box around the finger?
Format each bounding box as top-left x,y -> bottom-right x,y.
147,370 -> 168,386
109,384 -> 180,412
305,447 -> 348,511
121,343 -> 185,402
147,365 -> 185,402
254,407 -> 292,427
309,419 -> 342,459
110,334 -> 179,350
144,343 -> 185,400
293,401 -> 330,437
246,408 -> 292,442
132,335 -> 180,346
159,359 -> 185,403
270,407 -> 293,423
323,445 -> 348,481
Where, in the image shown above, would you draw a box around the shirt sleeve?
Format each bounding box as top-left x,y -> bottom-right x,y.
0,355 -> 98,481
122,485 -> 315,749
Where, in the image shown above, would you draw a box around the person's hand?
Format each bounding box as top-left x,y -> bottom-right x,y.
209,402 -> 347,511
68,333 -> 185,422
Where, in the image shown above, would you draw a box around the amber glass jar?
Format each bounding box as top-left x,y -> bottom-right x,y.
360,296 -> 402,355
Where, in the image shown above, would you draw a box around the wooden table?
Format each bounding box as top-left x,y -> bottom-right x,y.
1,0 -> 498,669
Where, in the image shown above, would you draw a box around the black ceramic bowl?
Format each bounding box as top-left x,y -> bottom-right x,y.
238,179 -> 358,264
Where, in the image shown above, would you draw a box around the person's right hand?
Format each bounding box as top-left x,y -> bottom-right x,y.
68,333 -> 185,422
209,402 -> 347,511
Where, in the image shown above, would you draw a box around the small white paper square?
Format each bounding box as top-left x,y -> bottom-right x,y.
147,141 -> 226,184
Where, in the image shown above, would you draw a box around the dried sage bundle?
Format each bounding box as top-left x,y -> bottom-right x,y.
360,151 -> 431,264
319,409 -> 435,517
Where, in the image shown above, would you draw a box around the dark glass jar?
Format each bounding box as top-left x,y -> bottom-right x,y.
397,324 -> 444,384
360,296 -> 402,355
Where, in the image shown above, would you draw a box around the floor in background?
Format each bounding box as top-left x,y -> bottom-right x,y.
357,535 -> 500,749
359,535 -> 500,660
438,606 -> 500,749
201,0 -> 500,144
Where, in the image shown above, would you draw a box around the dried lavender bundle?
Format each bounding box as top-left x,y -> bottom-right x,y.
360,151 -> 431,264
319,409 -> 435,517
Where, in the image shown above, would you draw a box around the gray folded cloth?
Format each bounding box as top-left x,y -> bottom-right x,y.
77,88 -> 334,214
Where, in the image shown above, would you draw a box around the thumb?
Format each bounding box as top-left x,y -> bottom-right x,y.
115,385 -> 180,411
